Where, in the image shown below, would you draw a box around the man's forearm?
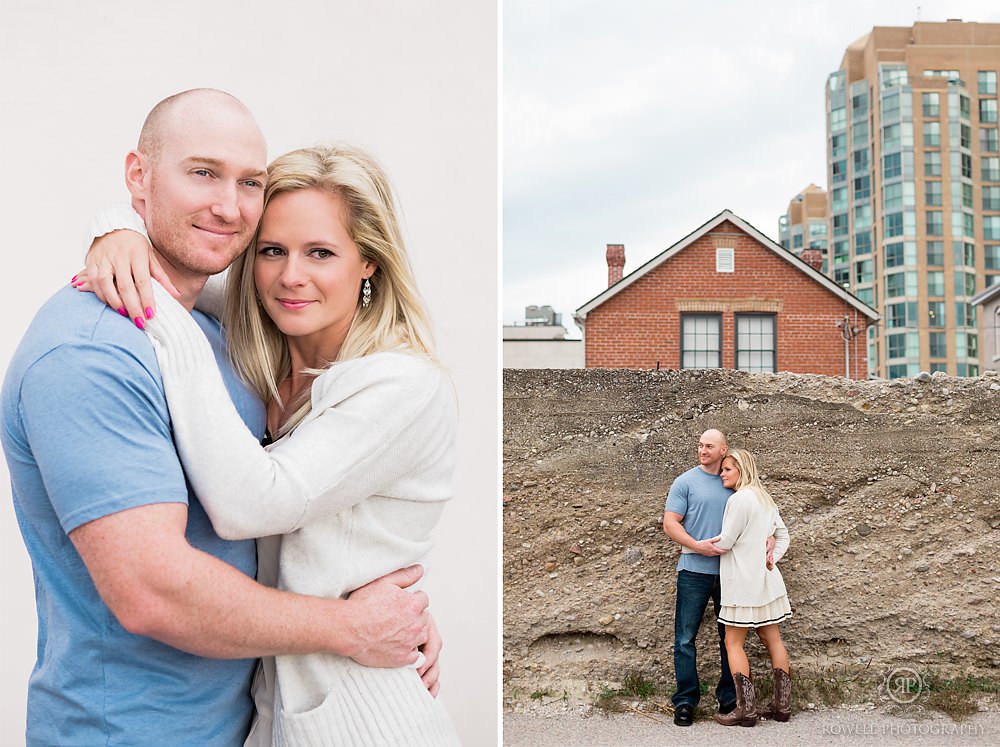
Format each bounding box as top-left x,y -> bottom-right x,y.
663,514 -> 699,551
124,544 -> 358,659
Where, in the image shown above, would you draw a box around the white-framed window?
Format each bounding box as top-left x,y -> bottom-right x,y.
681,314 -> 721,369
735,314 -> 776,372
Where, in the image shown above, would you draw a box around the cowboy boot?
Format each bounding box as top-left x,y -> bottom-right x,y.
759,667 -> 792,722
713,673 -> 757,727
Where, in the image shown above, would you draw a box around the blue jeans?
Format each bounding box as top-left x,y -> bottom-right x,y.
672,569 -> 736,709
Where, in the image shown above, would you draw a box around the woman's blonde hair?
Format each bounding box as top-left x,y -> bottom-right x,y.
723,448 -> 777,507
223,144 -> 436,432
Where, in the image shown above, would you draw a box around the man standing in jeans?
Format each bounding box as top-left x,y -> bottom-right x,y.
662,428 -> 739,726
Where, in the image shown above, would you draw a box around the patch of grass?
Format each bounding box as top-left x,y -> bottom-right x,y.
594,685 -> 625,714
621,672 -> 657,699
530,688 -> 555,702
592,671 -> 659,714
923,673 -> 1000,721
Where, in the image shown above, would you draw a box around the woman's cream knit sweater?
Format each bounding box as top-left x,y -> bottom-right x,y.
144,283 -> 459,746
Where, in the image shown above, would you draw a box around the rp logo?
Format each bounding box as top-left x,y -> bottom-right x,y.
878,667 -> 924,704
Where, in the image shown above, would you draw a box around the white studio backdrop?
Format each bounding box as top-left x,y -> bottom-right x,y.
0,1 -> 499,744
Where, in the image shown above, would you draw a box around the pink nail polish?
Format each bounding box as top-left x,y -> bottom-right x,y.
118,308 -> 128,317
144,307 -> 154,320
134,317 -> 145,330
70,275 -> 78,284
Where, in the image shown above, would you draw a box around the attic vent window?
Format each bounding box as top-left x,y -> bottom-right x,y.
716,247 -> 735,273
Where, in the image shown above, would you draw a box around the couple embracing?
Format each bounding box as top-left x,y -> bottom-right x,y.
663,429 -> 793,727
3,89 -> 459,746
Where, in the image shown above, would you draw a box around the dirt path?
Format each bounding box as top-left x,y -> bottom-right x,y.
503,706 -> 1000,746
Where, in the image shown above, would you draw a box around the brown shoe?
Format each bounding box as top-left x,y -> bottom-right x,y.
759,668 -> 792,722
713,673 -> 757,727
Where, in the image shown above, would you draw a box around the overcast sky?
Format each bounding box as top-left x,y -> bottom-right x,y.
503,0 -> 1000,335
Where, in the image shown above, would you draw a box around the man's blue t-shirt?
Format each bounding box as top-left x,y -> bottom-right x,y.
664,465 -> 733,574
1,287 -> 265,747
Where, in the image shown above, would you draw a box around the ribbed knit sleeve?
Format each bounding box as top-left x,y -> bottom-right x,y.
717,490 -> 751,550
771,509 -> 790,563
143,282 -> 454,541
84,203 -> 147,249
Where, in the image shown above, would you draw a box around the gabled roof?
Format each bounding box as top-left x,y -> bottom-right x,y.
576,209 -> 880,320
971,282 -> 1000,307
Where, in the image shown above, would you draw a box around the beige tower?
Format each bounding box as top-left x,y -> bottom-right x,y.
779,184 -> 830,273
826,20 -> 1000,378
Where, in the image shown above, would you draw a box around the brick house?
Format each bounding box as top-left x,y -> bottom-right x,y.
575,210 -> 879,378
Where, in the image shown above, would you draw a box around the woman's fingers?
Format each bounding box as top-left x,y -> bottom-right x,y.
86,229 -> 158,326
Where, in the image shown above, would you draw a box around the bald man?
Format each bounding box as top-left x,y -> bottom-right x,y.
2,89 -> 430,746
662,428 -> 738,726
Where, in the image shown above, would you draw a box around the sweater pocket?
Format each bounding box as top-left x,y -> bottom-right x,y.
273,664 -> 457,747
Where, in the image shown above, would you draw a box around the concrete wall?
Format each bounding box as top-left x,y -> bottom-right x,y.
503,367 -> 1000,695
503,340 -> 584,369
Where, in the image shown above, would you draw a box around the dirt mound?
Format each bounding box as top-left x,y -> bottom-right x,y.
503,367 -> 1000,696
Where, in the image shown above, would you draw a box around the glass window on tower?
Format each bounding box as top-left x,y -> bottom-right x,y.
979,71 -> 998,95
961,123 -> 972,148
926,181 -> 943,207
980,98 -> 998,124
923,121 -> 941,146
929,331 -> 947,357
852,91 -> 868,118
927,241 -> 944,265
884,182 -> 903,210
885,212 -> 904,237
925,151 -> 941,177
832,186 -> 848,211
983,156 -> 1000,181
882,91 -> 900,119
985,215 -> 1000,240
986,245 -> 1000,269
928,271 -> 945,296
981,127 -> 999,153
885,243 -> 904,267
853,148 -> 869,171
929,301 -> 946,328
832,158 -> 847,183
923,92 -> 940,117
854,203 -> 872,229
853,119 -> 869,146
830,107 -> 846,131
926,211 -> 944,236
853,174 -> 871,200
855,231 -> 872,255
831,133 -> 847,158
883,153 -> 902,179
961,94 -> 971,119
954,271 -> 977,297
855,259 -> 873,284
962,183 -> 974,209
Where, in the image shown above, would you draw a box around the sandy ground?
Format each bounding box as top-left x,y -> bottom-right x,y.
503,706 -> 1000,746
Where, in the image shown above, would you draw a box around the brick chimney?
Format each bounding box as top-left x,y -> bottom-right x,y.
606,243 -> 625,287
800,248 -> 824,272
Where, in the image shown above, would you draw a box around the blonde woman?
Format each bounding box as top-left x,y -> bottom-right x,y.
76,145 -> 459,746
714,448 -> 792,727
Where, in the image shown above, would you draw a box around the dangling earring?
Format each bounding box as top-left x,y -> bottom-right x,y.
362,278 -> 372,308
